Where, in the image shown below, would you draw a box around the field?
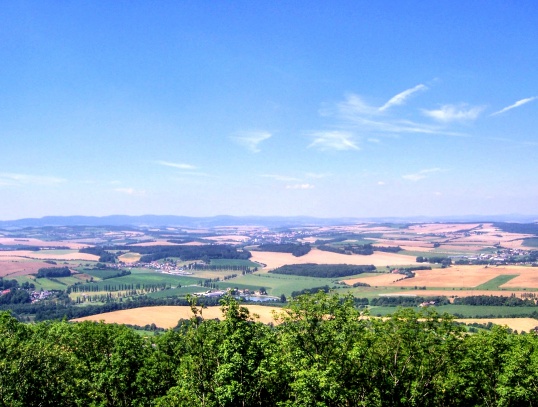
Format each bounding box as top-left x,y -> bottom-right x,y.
2,221 -> 538,331
70,305 -> 538,333
342,265 -> 538,289
250,248 -> 418,269
72,305 -> 282,327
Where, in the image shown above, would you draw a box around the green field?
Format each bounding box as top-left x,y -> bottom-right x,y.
19,277 -> 68,291
475,275 -> 519,290
209,259 -> 260,267
523,238 -> 538,248
231,273 -> 342,297
370,304 -> 538,318
145,286 -> 208,298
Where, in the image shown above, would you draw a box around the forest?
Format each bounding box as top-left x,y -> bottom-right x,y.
270,263 -> 376,278
2,292 -> 538,406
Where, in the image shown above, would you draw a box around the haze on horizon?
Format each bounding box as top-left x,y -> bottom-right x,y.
1,2 -> 537,221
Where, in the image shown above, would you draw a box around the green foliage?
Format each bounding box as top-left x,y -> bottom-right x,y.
270,263 -> 376,278
36,266 -> 71,278
5,292 -> 538,405
256,243 -> 311,257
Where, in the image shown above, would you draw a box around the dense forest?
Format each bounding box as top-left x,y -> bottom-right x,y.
2,292 -> 538,406
36,266 -> 72,278
255,243 -> 311,257
120,244 -> 252,263
269,263 -> 376,278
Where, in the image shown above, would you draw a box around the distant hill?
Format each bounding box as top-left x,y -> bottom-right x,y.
0,214 -> 536,229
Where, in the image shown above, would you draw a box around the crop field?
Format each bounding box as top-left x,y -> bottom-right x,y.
118,252 -> 142,263
250,248 -> 418,270
374,265 -> 535,289
0,259 -> 54,277
71,305 -> 282,327
0,250 -> 98,261
70,305 -> 538,333
455,318 -> 538,333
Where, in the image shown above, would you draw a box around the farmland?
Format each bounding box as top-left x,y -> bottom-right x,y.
0,221 -> 538,331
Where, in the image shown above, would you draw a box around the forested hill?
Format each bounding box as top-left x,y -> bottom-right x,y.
1,214 -> 537,228
2,292 -> 538,406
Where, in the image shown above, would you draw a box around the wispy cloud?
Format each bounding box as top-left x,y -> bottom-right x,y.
491,97 -> 537,116
402,168 -> 443,182
231,131 -> 271,153
0,173 -> 66,187
114,187 -> 146,196
286,183 -> 315,190
262,174 -> 301,182
422,104 -> 484,122
379,84 -> 427,112
308,131 -> 360,151
305,172 -> 330,179
157,161 -> 197,170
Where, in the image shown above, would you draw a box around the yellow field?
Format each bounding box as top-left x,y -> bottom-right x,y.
250,248 -> 418,270
456,318 -> 538,333
118,252 -> 142,263
342,265 -> 538,290
70,305 -> 538,333
0,237 -> 86,249
0,250 -> 98,261
71,305 -> 281,328
382,289 -> 534,300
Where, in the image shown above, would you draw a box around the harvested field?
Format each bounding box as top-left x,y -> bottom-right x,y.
0,237 -> 86,249
0,250 -> 98,261
250,248 -> 418,270
381,289 -> 535,300
500,269 -> 538,288
118,253 -> 142,263
456,318 -> 538,333
345,265 -> 538,289
130,241 -> 181,247
408,223 -> 482,234
71,305 -> 281,328
0,260 -> 55,277
205,235 -> 250,243
343,273 -> 406,286
392,266 -> 512,288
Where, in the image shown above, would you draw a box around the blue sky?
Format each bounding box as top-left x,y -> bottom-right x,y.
1,1 -> 537,220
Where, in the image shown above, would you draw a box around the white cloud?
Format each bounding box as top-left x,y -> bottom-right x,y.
379,84 -> 427,112
422,104 -> 484,122
308,131 -> 360,151
305,172 -> 330,179
262,174 -> 301,182
231,131 -> 271,153
335,94 -> 379,117
377,181 -> 386,186
0,173 -> 66,187
157,161 -> 197,170
402,168 -> 443,182
491,97 -> 537,116
286,184 -> 315,190
114,187 -> 146,196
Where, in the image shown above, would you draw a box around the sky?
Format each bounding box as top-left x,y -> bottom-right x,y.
1,1 -> 537,220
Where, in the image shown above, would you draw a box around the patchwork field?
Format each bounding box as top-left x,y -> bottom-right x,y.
342,265 -> 538,289
70,305 -> 538,333
250,248 -> 418,270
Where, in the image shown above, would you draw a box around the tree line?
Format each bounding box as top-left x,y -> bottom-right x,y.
255,243 -> 311,257
269,263 -> 376,278
3,292 -> 538,406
